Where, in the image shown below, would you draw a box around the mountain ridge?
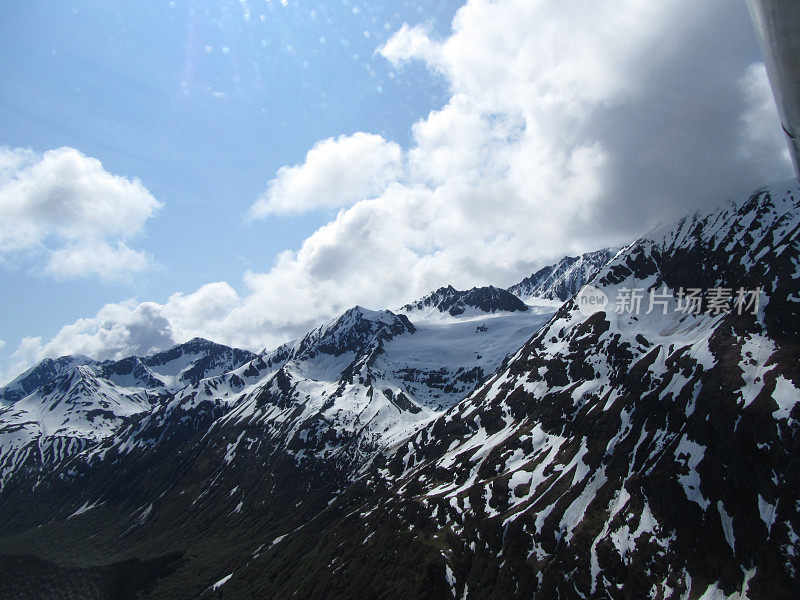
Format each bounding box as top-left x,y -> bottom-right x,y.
508,247 -> 618,304
400,285 -> 530,318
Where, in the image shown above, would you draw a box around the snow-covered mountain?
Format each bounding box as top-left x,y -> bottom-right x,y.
0,364 -> 162,488
0,338 -> 256,488
0,182 -> 797,599
508,247 -> 617,304
80,304 -> 553,486
0,354 -> 97,406
0,288 -> 555,598
0,338 -> 257,406
399,285 -> 529,318
210,305 -> 552,468
139,337 -> 257,388
264,181 -> 796,600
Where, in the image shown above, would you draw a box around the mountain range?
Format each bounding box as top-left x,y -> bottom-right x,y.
0,181 -> 797,599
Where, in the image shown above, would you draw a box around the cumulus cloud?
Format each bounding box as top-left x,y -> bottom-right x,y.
378,24 -> 441,69
239,0 -> 790,331
46,241 -> 154,281
378,0 -> 791,233
4,0 -> 794,378
11,302 -> 176,367
250,132 -> 402,217
5,283 -> 241,377
0,146 -> 161,281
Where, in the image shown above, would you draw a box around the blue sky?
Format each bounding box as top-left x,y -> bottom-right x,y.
0,0 -> 792,382
0,0 -> 459,376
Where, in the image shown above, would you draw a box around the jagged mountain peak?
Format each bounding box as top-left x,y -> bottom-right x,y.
336,305 -> 402,325
593,180 -> 800,322
0,354 -> 98,406
155,336 -> 225,356
508,247 -> 617,304
97,356 -> 165,390
294,306 -> 415,359
145,336 -> 245,364
648,179 -> 799,271
185,335 -> 215,345
141,337 -> 257,387
0,361 -> 160,488
400,284 -> 529,318
1,336 -> 258,407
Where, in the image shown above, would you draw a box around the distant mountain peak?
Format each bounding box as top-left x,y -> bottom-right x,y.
0,339 -> 258,409
141,339 -> 257,387
400,284 -> 529,317
295,306 -> 415,359
181,336 -> 216,348
508,247 -> 618,303
0,354 -> 98,406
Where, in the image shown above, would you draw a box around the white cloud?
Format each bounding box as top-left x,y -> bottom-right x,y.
4,0 -> 794,379
46,241 -> 154,282
7,282 -> 242,367
243,0 -> 791,319
236,0 -> 787,330
11,302 -> 175,367
249,132 -> 402,217
0,146 -> 161,281
160,282 -> 241,334
378,24 -> 441,69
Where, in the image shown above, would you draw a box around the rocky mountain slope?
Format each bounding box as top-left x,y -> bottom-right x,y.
509,248 -> 617,304
400,285 -> 530,317
217,181 -> 799,600
0,302 -> 552,495
0,338 -> 256,489
0,280 -> 556,599
0,355 -> 97,406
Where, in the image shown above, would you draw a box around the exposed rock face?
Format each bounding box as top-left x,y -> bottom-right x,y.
509,248 -> 617,303
0,355 -> 97,406
401,285 -> 530,317
212,183 -> 799,600
334,182 -> 799,600
0,338 -> 256,489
